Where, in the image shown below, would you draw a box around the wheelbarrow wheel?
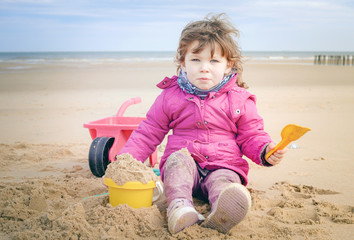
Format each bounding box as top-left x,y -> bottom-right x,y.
88,137 -> 114,177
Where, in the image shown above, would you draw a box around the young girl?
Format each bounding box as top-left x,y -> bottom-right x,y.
119,14 -> 286,234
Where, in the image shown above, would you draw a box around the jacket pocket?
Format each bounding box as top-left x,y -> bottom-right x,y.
216,140 -> 242,161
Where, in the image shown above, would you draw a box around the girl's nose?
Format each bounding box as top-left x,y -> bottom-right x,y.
200,61 -> 210,72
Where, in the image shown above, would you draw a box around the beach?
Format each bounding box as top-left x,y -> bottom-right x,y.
0,57 -> 353,239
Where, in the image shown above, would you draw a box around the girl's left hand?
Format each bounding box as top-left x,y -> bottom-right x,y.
265,142 -> 287,165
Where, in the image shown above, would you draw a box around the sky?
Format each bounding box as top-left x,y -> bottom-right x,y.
1,0 -> 354,52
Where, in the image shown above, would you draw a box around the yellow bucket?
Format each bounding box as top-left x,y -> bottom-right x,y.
104,178 -> 160,208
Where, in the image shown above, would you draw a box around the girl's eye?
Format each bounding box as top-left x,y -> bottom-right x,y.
191,58 -> 200,62
211,59 -> 219,63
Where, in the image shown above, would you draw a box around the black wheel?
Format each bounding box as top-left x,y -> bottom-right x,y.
88,137 -> 114,177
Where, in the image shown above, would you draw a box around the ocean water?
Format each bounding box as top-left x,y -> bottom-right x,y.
0,51 -> 353,69
0,51 -> 175,64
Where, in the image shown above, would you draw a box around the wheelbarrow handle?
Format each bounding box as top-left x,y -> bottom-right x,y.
116,97 -> 142,117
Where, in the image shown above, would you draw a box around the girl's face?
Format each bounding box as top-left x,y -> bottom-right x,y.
181,41 -> 232,90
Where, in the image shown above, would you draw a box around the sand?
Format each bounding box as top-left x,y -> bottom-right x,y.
0,60 -> 354,239
105,153 -> 159,185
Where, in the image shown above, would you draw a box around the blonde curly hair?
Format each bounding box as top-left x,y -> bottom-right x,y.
175,13 -> 246,88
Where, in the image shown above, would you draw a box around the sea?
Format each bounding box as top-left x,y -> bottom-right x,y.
0,51 -> 353,70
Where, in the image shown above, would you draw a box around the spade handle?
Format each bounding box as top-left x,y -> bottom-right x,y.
265,139 -> 290,160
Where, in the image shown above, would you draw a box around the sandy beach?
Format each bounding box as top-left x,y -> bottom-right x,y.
0,59 -> 353,239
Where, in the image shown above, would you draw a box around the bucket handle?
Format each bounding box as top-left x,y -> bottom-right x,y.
116,97 -> 142,117
153,181 -> 164,202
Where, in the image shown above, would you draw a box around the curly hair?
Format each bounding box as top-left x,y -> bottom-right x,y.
175,13 -> 246,88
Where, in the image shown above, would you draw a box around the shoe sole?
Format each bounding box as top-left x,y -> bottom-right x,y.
202,183 -> 251,233
168,206 -> 200,234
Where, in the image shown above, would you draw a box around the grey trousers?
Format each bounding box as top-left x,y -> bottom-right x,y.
163,150 -> 241,211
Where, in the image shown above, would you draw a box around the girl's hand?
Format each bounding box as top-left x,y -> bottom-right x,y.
265,142 -> 287,165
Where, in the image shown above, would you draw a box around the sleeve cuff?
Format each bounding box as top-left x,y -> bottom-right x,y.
260,143 -> 273,167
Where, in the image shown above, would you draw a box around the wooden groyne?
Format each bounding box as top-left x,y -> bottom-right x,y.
314,55 -> 354,66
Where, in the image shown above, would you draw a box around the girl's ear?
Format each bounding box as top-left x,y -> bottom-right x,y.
181,62 -> 186,72
225,61 -> 233,75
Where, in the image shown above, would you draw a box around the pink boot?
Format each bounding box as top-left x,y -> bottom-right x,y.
202,183 -> 251,233
163,150 -> 205,234
167,198 -> 205,234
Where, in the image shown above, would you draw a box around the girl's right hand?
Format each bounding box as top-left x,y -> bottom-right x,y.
265,142 -> 287,165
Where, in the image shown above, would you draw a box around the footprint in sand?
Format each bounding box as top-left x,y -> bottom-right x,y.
267,182 -> 353,225
304,156 -> 326,161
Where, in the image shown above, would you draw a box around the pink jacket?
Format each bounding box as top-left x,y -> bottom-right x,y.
120,75 -> 272,185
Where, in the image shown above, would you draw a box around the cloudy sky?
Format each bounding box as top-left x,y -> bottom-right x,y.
1,0 -> 353,52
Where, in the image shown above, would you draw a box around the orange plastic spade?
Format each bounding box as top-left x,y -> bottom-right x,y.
265,124 -> 311,160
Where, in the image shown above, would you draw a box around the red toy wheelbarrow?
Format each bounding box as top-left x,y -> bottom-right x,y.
83,97 -> 157,177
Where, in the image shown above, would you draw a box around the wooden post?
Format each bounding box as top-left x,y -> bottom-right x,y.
314,54 -> 353,66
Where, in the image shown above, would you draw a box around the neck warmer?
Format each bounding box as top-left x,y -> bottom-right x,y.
177,69 -> 236,99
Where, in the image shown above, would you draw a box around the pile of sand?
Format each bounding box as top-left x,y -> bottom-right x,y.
0,175 -> 166,239
105,153 -> 159,185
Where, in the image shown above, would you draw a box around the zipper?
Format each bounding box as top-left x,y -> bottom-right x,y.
200,99 -> 205,119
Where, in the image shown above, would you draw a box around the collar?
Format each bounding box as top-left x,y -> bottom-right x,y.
177,69 -> 237,99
